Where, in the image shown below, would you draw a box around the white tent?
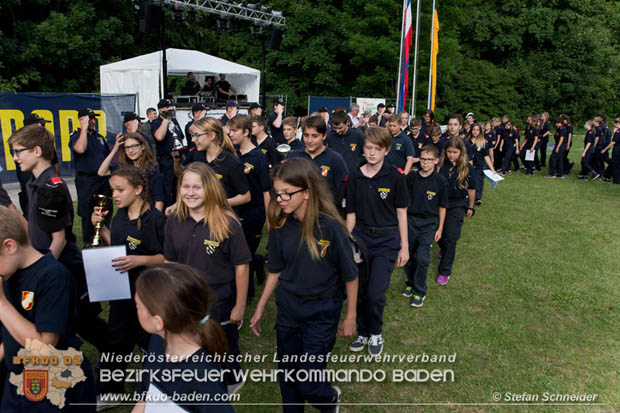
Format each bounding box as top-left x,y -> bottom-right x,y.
100,48 -> 260,117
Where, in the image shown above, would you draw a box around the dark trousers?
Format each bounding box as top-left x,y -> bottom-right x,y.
405,216 -> 438,296
501,144 -> 516,173
539,136 -> 549,166
548,147 -> 566,177
58,243 -> 109,353
438,207 -> 466,277
157,157 -> 176,208
275,286 -> 341,413
354,229 -> 400,337
493,147 -> 503,170
611,148 -> 620,183
241,207 -> 266,300
520,143 -> 539,174
1,355 -> 96,412
563,146 -> 573,174
472,166 -> 485,201
212,281 -> 243,386
581,150 -> 595,176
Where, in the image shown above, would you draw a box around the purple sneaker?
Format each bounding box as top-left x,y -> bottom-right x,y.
436,275 -> 450,285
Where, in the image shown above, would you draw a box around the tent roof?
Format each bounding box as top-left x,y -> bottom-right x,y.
100,48 -> 260,76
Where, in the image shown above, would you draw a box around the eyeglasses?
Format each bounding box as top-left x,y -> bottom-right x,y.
124,143 -> 142,151
271,188 -> 305,201
420,157 -> 436,163
190,132 -> 208,139
10,147 -> 33,157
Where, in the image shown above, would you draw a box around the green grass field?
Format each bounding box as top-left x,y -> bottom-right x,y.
78,140 -> 620,412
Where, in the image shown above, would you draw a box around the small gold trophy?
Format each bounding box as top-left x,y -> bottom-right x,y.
90,194 -> 112,248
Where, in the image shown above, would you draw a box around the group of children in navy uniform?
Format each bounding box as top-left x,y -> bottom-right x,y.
0,101 -> 618,412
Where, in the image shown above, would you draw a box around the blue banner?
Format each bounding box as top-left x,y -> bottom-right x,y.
0,92 -> 136,182
308,96 -> 352,117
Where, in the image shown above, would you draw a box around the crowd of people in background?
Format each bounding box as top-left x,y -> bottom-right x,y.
0,97 -> 619,412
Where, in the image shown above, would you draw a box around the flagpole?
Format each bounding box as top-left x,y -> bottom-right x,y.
427,0 -> 436,109
411,0 -> 421,118
396,0 -> 406,111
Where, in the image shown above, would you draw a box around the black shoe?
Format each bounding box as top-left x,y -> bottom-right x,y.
590,173 -> 600,181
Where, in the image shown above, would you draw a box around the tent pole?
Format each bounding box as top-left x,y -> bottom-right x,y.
161,0 -> 168,99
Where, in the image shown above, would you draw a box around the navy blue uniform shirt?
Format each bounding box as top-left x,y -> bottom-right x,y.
554,126 -> 568,149
251,134 -> 281,167
325,127 -> 365,172
584,129 -> 596,149
439,163 -> 476,208
236,146 -> 271,216
485,131 -> 497,148
268,216 -> 358,297
288,138 -> 304,151
470,140 -> 490,168
164,215 -> 251,286
346,162 -> 408,228
182,150 -> 250,199
268,113 -> 285,144
151,117 -> 184,158
69,129 -> 110,175
407,170 -> 449,218
288,147 -> 348,201
386,132 -> 415,170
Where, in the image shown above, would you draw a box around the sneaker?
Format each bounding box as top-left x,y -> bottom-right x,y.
96,394 -> 121,412
436,275 -> 450,285
410,294 -> 425,307
349,335 -> 368,352
327,386 -> 342,413
544,174 -> 556,178
577,174 -> 586,179
402,286 -> 414,297
227,378 -> 246,395
557,175 -> 565,179
590,173 -> 600,181
368,334 -> 384,356
475,199 -> 482,206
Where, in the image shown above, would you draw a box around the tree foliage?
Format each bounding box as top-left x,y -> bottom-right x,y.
0,0 -> 618,124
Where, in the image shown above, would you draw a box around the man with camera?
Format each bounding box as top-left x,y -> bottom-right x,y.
152,99 -> 185,207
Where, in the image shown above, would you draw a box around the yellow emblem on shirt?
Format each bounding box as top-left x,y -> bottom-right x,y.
395,143 -> 402,151
215,173 -> 223,180
21,291 -> 34,311
244,162 -> 254,174
318,240 -> 330,258
426,190 -> 436,200
320,166 -> 330,177
261,148 -> 268,154
378,187 -> 390,200
127,236 -> 142,251
350,143 -> 357,152
204,240 -> 220,255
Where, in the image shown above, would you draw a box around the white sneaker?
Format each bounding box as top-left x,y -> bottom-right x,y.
368,334 -> 384,356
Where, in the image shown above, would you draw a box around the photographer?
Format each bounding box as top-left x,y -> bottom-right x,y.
152,99 -> 185,207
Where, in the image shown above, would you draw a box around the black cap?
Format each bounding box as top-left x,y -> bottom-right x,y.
191,103 -> 207,112
377,103 -> 385,108
273,98 -> 284,106
78,107 -> 100,118
249,102 -> 262,110
386,103 -> 395,108
317,107 -> 329,113
23,113 -> 49,126
36,177 -> 70,233
157,98 -> 173,109
225,100 -> 239,108
123,112 -> 143,122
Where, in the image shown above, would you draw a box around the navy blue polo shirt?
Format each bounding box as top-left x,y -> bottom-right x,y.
138,335 -> 233,413
2,253 -> 80,374
26,167 -> 76,250
0,177 -> 10,207
236,146 -> 271,215
110,207 -> 165,282
554,126 -> 568,149
219,114 -> 231,126
289,138 -> 304,151
268,216 -> 358,297
164,215 -> 251,286
251,134 -> 281,167
540,120 -> 551,139
325,127 -> 364,172
524,127 -> 539,146
268,113 -> 285,144
69,128 -> 110,175
288,147 -> 348,200
407,170 -> 449,218
432,136 -> 446,154
411,133 -> 431,154
182,150 -> 250,199
470,140 -> 490,168
612,130 -> 620,149
386,132 -> 415,170
502,128 -> 517,149
346,163 -> 408,228
485,132 -> 497,148
438,163 -> 476,208
151,117 -> 184,158
584,129 -> 596,149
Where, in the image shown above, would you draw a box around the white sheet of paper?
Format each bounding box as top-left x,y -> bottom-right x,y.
82,246 -> 131,302
525,150 -> 535,161
483,169 -> 504,183
144,383 -> 189,413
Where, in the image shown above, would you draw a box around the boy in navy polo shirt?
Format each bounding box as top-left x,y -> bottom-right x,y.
9,125 -> 109,354
402,145 -> 447,307
69,107 -> 112,243
282,117 -> 304,151
346,126 -> 409,356
0,206 -> 96,411
251,115 -> 281,167
288,116 -> 348,208
385,114 -> 416,174
545,117 -> 568,179
326,110 -> 365,172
